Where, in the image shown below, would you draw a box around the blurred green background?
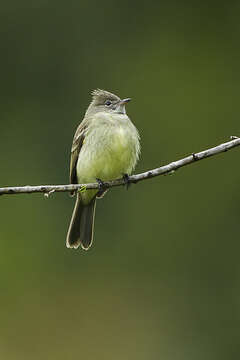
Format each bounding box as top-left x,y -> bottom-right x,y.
1,1 -> 240,359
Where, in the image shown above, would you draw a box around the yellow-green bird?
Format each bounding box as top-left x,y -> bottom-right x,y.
66,89 -> 140,250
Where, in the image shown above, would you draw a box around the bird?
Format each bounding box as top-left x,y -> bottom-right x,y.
66,89 -> 140,250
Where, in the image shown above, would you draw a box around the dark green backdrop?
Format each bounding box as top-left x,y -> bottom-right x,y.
1,1 -> 240,359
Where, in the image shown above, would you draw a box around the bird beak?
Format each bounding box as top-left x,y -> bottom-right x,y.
120,98 -> 131,104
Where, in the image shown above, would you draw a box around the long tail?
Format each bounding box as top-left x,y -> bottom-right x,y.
66,194 -> 96,250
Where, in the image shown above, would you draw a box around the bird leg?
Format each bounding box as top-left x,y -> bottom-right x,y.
122,173 -> 131,190
96,178 -> 108,198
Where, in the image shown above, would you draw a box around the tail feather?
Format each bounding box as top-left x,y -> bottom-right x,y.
66,194 -> 96,250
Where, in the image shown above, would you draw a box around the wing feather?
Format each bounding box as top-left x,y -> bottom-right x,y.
70,122 -> 86,185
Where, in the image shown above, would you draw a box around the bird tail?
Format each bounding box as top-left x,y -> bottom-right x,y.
66,194 -> 96,250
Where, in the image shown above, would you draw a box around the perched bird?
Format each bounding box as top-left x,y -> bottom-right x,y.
66,89 -> 140,250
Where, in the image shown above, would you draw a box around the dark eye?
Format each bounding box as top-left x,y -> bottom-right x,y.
105,100 -> 112,106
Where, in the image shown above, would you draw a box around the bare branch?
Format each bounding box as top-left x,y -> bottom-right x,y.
0,136 -> 240,196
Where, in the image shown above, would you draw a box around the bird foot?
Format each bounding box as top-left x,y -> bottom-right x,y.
122,173 -> 131,190
96,178 -> 106,191
96,178 -> 108,198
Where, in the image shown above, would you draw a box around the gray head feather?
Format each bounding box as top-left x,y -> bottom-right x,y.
91,89 -> 120,104
85,89 -> 129,117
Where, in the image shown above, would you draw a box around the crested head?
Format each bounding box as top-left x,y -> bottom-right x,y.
91,89 -> 121,104
85,89 -> 131,116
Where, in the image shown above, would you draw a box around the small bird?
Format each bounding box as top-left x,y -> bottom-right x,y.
66,89 -> 140,250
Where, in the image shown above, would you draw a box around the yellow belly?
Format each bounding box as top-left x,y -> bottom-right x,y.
77,128 -> 134,182
76,112 -> 140,204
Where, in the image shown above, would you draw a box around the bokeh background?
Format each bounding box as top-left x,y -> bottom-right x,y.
1,1 -> 240,359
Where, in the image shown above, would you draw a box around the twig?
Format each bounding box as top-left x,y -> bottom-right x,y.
0,136 -> 239,196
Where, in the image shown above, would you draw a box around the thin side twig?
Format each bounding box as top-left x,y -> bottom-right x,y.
0,136 -> 239,196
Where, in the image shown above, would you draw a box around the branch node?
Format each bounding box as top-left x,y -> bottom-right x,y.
230,135 -> 239,140
192,153 -> 198,161
164,170 -> 175,176
147,171 -> 153,177
44,189 -> 55,198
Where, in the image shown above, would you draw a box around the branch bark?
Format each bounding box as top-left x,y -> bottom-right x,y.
0,136 -> 239,196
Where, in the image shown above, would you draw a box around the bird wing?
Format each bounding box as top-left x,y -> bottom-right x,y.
69,122 -> 86,185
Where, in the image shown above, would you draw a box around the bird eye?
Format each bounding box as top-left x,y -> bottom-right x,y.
105,100 -> 112,106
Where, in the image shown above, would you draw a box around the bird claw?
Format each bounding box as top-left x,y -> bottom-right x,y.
96,178 -> 105,191
96,178 -> 108,198
122,174 -> 131,190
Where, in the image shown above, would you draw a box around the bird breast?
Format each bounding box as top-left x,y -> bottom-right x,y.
76,112 -> 140,183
